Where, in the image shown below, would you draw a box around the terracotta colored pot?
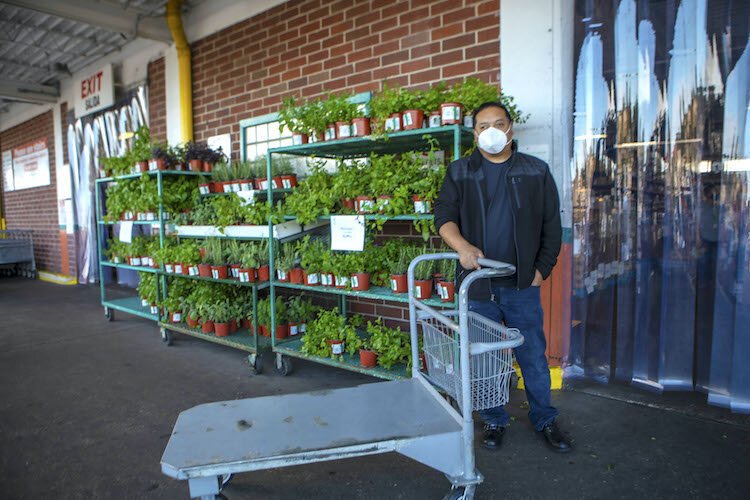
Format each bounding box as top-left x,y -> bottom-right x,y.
271,176 -> 283,189
351,272 -> 370,291
165,263 -> 174,274
292,133 -> 309,145
385,112 -> 401,132
180,263 -> 190,275
229,319 -> 238,333
428,111 -> 442,128
438,281 -> 455,302
321,272 -> 335,287
174,263 -> 185,274
239,179 -> 254,190
277,269 -> 289,282
275,324 -> 288,340
303,271 -> 320,286
326,339 -> 345,355
256,177 -> 269,190
360,349 -> 378,368
211,265 -> 228,279
259,324 -> 269,337
288,322 -> 300,336
230,264 -> 241,279
340,198 -> 355,211
257,265 -> 270,281
201,320 -> 214,333
440,102 -> 463,125
198,264 -> 212,277
187,315 -> 200,328
170,311 -> 182,323
219,181 -> 234,193
351,117 -> 371,136
335,121 -> 352,139
215,322 -> 230,337
238,268 -> 256,283
312,132 -> 325,142
241,318 -> 251,330
355,196 -> 375,214
376,195 -> 392,213
414,279 -> 433,300
390,274 -> 408,293
289,267 -> 304,284
401,109 -> 425,130
412,195 -> 432,214
188,159 -> 203,171
324,124 -> 336,141
136,161 -> 148,172
198,182 -> 214,195
334,275 -> 349,289
202,161 -> 213,173
281,174 -> 298,189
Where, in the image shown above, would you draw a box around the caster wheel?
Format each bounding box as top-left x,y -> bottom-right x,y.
443,485 -> 475,500
276,356 -> 293,376
161,328 -> 173,346
249,354 -> 263,375
105,308 -> 114,322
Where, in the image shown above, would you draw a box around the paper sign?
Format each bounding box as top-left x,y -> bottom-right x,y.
119,221 -> 134,243
330,215 -> 365,251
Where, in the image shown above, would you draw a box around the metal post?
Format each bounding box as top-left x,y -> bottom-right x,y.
157,171 -> 168,318
95,179 -> 106,304
252,285 -> 258,351
267,153 -> 276,349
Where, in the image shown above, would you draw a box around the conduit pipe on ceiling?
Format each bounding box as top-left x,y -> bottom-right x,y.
166,0 -> 193,142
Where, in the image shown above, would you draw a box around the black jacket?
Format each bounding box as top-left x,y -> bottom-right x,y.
434,142 -> 562,299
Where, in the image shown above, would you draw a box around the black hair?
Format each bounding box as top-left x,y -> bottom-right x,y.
472,101 -> 513,128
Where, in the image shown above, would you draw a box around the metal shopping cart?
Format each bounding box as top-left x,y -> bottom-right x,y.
160,253 -> 523,499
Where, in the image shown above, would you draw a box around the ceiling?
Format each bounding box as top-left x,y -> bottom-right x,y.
0,0 -> 201,111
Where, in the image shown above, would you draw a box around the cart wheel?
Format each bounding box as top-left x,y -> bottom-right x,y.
443,485 -> 475,500
276,356 -> 293,376
220,473 -> 233,487
161,328 -> 173,346
249,354 -> 263,375
105,308 -> 114,322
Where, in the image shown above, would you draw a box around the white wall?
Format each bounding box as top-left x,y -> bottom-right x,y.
501,0 -> 574,228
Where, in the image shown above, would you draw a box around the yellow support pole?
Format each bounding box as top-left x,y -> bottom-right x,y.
166,0 -> 193,143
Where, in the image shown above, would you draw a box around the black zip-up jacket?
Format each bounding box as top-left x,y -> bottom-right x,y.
434,142 -> 562,299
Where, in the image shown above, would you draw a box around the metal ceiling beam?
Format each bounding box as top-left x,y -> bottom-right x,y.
0,79 -> 59,104
0,19 -> 123,52
3,0 -> 173,43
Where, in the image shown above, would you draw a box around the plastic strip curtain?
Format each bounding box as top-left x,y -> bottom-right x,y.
66,86 -> 149,284
568,0 -> 749,412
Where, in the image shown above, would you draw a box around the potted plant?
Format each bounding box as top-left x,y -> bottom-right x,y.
286,296 -> 317,336
370,321 -> 411,370
413,256 -> 434,300
225,240 -> 243,279
323,92 -> 359,140
348,251 -> 370,291
400,88 -> 429,130
424,82 -> 448,127
149,142 -> 172,171
238,244 -> 258,283
331,159 -> 368,211
130,126 -> 152,173
278,96 -> 309,145
276,243 -> 296,282
297,236 -> 324,286
448,77 -> 500,128
389,246 -> 412,293
202,238 -> 226,279
211,161 -> 234,193
436,258 -> 456,302
300,310 -> 361,359
370,83 -> 404,133
207,299 -> 233,337
185,142 -> 208,171
274,155 -> 298,189
257,296 -> 287,339
136,272 -> 158,309
256,240 -> 271,281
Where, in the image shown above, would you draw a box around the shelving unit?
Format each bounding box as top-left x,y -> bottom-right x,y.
266,124 -> 474,380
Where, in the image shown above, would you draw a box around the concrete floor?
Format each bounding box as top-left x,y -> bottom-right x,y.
1,277 -> 749,499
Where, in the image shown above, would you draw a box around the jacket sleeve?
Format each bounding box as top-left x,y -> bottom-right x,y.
534,166 -> 562,279
433,166 -> 460,233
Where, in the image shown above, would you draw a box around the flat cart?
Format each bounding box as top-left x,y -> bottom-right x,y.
160,253 -> 523,499
0,229 -> 36,278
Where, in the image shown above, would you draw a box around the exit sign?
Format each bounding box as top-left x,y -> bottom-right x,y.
74,64 -> 114,117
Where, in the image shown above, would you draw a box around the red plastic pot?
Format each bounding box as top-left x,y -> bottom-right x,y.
321,272 -> 335,287
241,318 -> 251,330
275,324 -> 288,340
385,112 -> 402,132
257,265 -> 270,281
402,109 -> 425,130
170,311 -> 182,323
390,274 -> 408,293
211,265 -> 228,279
334,275 -> 349,289
292,133 -> 309,145
230,264 -> 241,279
356,196 -> 375,214
414,279 -> 433,300
238,268 -> 256,283
335,121 -> 352,139
303,271 -> 320,286
202,161 -> 213,173
412,195 -> 432,214
197,264 -> 212,277
289,267 -> 304,284
271,176 -> 283,189
327,339 -> 345,355
256,177 -> 269,190
281,174 -> 298,189
360,349 -> 378,368
351,272 -> 370,291
259,324 -> 269,337
440,102 -> 463,125
438,281 -> 455,302
215,322 -> 230,337
428,110 -> 442,128
288,322 -> 300,336
201,320 -> 214,333
136,161 -> 148,173
187,315 -> 200,328
376,195 -> 392,213
324,124 -> 336,141
351,117 -> 371,136
229,319 -> 238,333
340,198 -> 355,211
188,159 -> 203,171
276,269 -> 290,282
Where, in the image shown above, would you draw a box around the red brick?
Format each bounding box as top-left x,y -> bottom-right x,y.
477,26 -> 499,43
409,17 -> 441,34
442,7 -> 476,25
331,64 -> 354,79
372,40 -> 399,57
477,0 -> 499,15
466,41 -> 499,60
401,31 -> 430,49
471,13 -> 500,31
381,49 -> 409,66
347,71 -> 372,86
323,55 -> 347,70
431,49 -> 463,67
442,60 -> 476,78
441,33 -> 475,52
345,27 -> 371,42
355,33 -> 380,50
430,0 -> 459,16
410,68 -> 441,85
431,22 -> 462,40
354,57 -> 380,73
347,47 -> 373,63
398,7 -> 429,24
380,25 -> 409,41
410,41 -> 440,59
400,56 -> 430,74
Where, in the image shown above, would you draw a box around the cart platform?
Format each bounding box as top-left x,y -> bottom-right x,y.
161,378 -> 466,497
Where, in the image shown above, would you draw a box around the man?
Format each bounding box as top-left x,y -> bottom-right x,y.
434,101 -> 572,453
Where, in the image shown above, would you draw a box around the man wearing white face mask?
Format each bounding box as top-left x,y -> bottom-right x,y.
434,102 -> 571,453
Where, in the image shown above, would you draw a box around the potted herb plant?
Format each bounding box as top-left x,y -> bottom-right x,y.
370,83 -> 404,133
278,96 -> 309,145
413,256 -> 434,300
256,240 -> 271,281
436,258 -> 456,302
238,244 -> 258,283
130,126 -> 152,173
149,143 -> 172,171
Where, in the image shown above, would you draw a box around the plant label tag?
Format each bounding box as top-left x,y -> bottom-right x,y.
165,264 -> 174,273
175,264 -> 183,274
150,306 -> 159,314
119,221 -> 134,243
231,267 -> 238,278
189,266 -> 198,276
429,115 -> 442,127
212,270 -> 218,279
338,124 -> 351,138
131,257 -> 141,266
289,325 -> 299,336
300,323 -> 307,333
332,342 -> 344,355
307,273 -> 319,285
403,113 -> 413,126
330,215 -> 365,251
391,279 -> 397,291
141,299 -> 149,307
415,286 -> 422,298
173,313 -> 181,322
351,276 -> 358,288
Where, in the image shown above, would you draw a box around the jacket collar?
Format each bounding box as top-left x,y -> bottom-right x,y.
468,140 -> 518,171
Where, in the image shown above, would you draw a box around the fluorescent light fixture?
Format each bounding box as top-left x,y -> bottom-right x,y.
723,159 -> 750,172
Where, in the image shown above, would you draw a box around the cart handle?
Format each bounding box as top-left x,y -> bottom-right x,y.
476,257 -> 516,274
469,328 -> 524,355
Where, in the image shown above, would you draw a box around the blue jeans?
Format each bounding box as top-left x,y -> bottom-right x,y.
469,286 -> 558,431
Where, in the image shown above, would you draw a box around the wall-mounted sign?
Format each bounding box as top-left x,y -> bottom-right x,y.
75,64 -> 114,117
12,139 -> 50,190
2,150 -> 13,192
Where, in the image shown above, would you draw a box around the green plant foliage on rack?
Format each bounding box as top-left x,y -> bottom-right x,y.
186,194 -> 287,229
283,160 -> 337,224
137,272 -> 159,305
300,309 -> 365,360
364,318 -> 412,370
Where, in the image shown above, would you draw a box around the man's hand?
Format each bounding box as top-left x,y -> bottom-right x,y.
531,269 -> 543,287
458,243 -> 484,270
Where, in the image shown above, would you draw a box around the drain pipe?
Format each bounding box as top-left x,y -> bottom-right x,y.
166,0 -> 193,142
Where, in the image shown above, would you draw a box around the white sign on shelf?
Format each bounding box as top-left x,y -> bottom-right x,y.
207,133 -> 231,163
12,139 -> 50,190
2,150 -> 13,191
330,215 -> 365,251
75,64 -> 114,117
119,221 -> 134,243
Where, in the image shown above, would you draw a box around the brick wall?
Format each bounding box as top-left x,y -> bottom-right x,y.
148,57 -> 167,142
191,0 -> 500,157
0,110 -> 62,273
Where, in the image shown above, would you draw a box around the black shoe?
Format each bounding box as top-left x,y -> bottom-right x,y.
482,424 -> 505,450
539,420 -> 572,453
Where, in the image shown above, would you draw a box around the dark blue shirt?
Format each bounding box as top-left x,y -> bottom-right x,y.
481,157 -> 516,285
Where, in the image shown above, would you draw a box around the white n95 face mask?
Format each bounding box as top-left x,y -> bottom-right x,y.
477,126 -> 510,154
